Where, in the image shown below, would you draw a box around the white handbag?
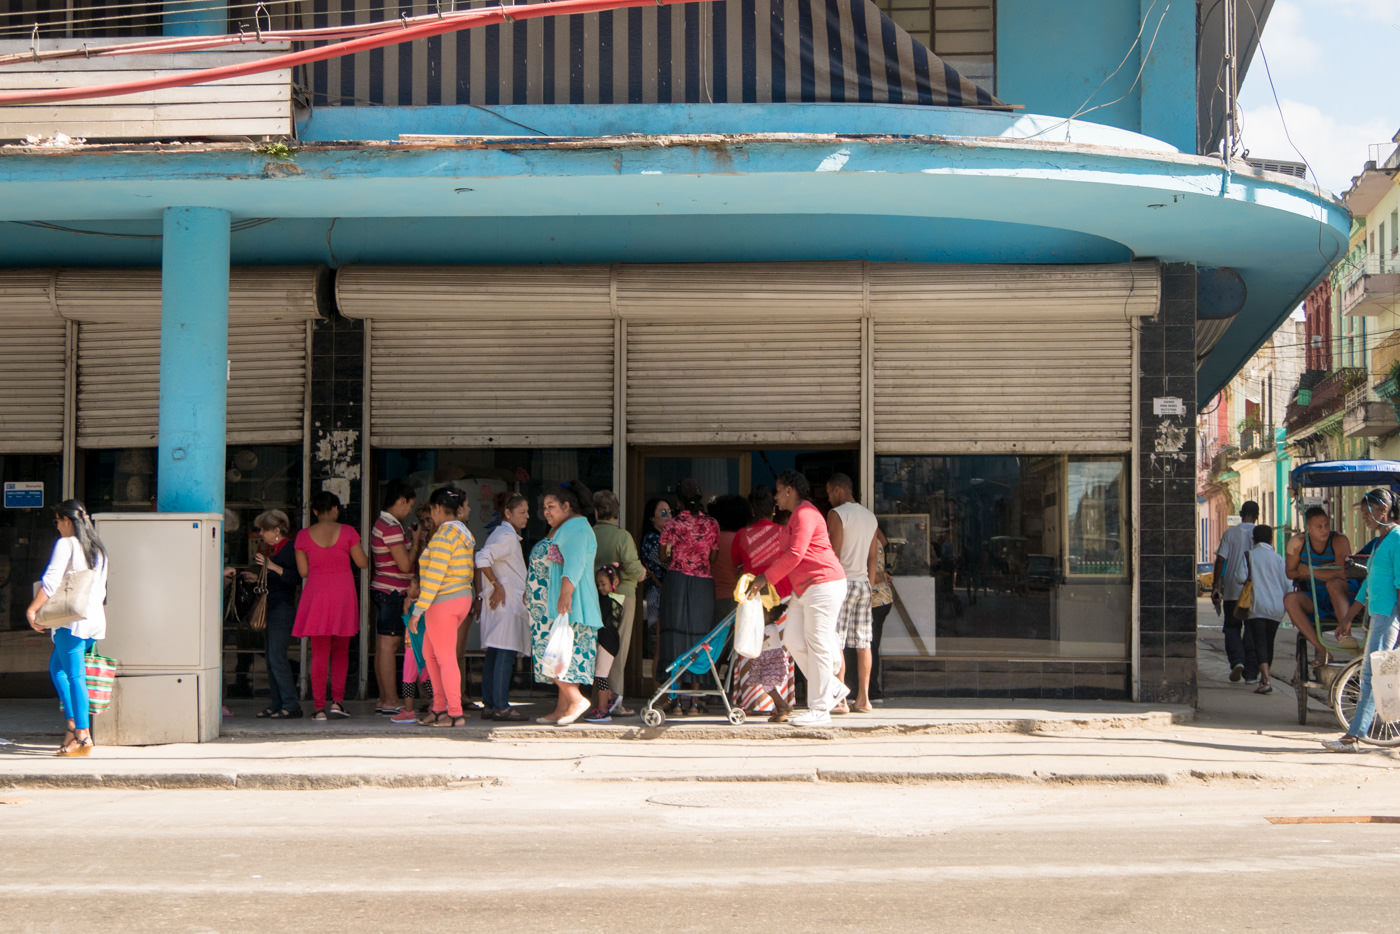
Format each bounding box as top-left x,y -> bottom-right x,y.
35,550 -> 96,629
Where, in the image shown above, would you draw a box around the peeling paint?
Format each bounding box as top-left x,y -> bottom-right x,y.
314,428 -> 361,482
1154,419 -> 1187,453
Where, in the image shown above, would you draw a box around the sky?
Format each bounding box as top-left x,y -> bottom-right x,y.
1236,0 -> 1400,196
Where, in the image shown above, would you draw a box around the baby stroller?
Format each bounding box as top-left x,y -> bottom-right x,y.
641,610 -> 747,727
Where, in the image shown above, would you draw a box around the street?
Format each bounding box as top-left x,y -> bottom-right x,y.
4,777 -> 1400,932
2,600 -> 1396,933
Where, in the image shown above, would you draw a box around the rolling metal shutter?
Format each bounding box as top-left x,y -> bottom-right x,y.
870,262 -> 1159,454
60,268 -> 324,449
617,264 -> 864,445
336,266 -> 615,448
0,270 -> 66,454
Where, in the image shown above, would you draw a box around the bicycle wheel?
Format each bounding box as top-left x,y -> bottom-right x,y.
1331,658 -> 1400,747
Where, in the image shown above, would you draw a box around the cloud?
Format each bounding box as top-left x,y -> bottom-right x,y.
1237,96 -> 1393,195
1250,1 -> 1321,72
1329,0 -> 1400,24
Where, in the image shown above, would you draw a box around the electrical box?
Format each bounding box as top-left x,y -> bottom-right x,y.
91,512 -> 223,742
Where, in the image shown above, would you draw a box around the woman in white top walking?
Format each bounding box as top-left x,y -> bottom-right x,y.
26,499 -> 109,757
1242,524 -> 1289,694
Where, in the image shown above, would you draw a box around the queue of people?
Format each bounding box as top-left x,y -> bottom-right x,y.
24,470 -> 900,747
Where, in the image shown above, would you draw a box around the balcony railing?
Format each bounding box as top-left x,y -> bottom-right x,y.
0,38 -> 292,143
1236,427 -> 1272,458
1341,255 -> 1400,317
1286,367 -> 1367,433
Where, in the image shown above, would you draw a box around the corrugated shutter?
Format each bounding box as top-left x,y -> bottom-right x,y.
336,266 -> 615,448
618,264 -> 864,445
870,263 -> 1158,454
60,268 -> 323,449
0,270 -> 65,453
74,321 -> 160,448
367,318 -> 615,448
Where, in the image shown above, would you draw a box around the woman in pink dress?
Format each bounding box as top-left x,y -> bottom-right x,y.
294,491 -> 369,720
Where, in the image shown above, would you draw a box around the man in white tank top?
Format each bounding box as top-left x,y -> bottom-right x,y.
826,473 -> 879,713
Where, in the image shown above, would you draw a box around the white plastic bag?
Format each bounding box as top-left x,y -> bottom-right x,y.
734,598 -> 765,659
1372,649 -> 1400,724
541,614 -> 575,681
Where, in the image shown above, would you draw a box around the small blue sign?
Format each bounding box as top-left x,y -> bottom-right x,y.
4,481 -> 44,509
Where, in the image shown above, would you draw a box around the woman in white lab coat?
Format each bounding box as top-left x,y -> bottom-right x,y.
476,493 -> 531,720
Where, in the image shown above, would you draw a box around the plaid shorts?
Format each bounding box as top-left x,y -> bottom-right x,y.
836,579 -> 873,649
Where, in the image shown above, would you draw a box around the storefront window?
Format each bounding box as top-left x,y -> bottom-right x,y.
0,455 -> 64,685
373,447 -> 613,549
81,448 -> 158,513
874,454 -> 1130,660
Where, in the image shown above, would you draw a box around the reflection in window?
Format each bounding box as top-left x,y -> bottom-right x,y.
874,454 -> 1129,660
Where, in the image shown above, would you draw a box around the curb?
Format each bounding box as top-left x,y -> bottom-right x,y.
0,765 -> 1269,791
208,709 -> 1194,742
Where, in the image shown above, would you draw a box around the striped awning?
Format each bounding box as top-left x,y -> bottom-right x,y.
303,0 -> 1001,109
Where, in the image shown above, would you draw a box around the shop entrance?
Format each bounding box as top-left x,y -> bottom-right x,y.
627,446 -> 858,534
622,445 -> 856,692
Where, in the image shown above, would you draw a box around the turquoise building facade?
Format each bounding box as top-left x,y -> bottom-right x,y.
0,0 -> 1348,707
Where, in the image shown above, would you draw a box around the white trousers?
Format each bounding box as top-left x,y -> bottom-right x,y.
781,579 -> 848,712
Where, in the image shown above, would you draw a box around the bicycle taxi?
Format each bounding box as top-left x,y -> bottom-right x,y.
1287,459 -> 1400,745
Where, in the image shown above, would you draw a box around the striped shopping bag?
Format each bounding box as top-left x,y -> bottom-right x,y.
84,650 -> 116,715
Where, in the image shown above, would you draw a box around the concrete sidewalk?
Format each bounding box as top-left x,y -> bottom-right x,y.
1,599 -> 1395,789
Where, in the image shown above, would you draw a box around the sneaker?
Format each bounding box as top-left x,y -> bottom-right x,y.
584,709 -> 613,724
1229,664 -> 1244,682
790,710 -> 833,728
829,682 -> 851,707
389,707 -> 418,724
1321,737 -> 1365,752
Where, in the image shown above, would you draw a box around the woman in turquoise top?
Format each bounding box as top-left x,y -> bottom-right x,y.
1324,490 -> 1400,751
532,481 -> 602,726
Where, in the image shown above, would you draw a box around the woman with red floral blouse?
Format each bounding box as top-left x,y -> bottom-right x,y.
657,478 -> 719,713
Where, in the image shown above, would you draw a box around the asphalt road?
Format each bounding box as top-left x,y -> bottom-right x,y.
4,776 -> 1400,933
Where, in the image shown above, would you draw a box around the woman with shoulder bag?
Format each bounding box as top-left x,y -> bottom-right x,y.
250,509 -> 302,719
26,499 -> 110,757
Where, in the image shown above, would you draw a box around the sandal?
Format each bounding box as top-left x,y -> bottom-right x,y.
57,736 -> 93,757
417,710 -> 442,725
268,707 -> 302,719
327,702 -> 351,719
420,711 -> 451,727
495,708 -> 528,722
312,709 -> 328,721
1253,683 -> 1272,694
256,707 -> 278,718
431,715 -> 466,728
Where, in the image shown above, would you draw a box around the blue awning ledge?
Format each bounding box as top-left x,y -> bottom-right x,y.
0,108 -> 1348,404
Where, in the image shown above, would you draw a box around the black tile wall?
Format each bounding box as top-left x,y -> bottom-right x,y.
309,315 -> 364,524
1139,262 -> 1198,705
881,659 -> 1131,701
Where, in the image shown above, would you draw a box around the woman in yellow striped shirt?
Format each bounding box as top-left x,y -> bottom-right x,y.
409,486 -> 475,727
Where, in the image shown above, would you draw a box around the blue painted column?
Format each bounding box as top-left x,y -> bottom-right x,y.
163,2 -> 226,37
157,207 -> 230,514
1138,0 -> 1196,152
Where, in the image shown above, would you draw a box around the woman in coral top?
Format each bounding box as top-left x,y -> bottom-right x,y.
745,470 -> 847,728
293,491 -> 369,721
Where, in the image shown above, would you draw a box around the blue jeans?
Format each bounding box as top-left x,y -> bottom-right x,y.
50,628 -> 96,730
482,648 -> 516,711
1347,610 -> 1400,740
264,601 -> 298,712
